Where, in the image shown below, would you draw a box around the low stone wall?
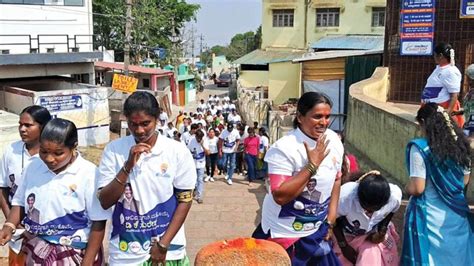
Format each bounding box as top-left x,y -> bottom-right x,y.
345,67 -> 421,185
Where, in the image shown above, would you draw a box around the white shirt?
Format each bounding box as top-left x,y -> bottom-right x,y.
187,138 -> 206,169
216,105 -> 223,112
261,128 -> 344,238
224,96 -> 230,102
0,141 -> 39,202
229,103 -> 236,110
259,135 -> 269,153
178,124 -> 190,134
97,135 -> 197,265
198,103 -> 208,112
12,155 -> 109,249
180,132 -> 193,146
337,182 -> 402,235
227,113 -> 241,124
165,127 -> 177,139
422,65 -> 462,103
203,136 -> 218,154
210,108 -> 217,116
222,103 -> 230,113
159,112 -> 169,124
219,129 -> 241,153
195,119 -> 207,128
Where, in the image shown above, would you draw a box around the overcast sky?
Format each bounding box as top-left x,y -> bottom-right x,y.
186,0 -> 262,49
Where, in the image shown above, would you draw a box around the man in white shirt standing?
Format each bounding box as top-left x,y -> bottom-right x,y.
227,109 -> 241,125
159,108 -> 169,127
218,123 -> 241,185
187,130 -> 206,204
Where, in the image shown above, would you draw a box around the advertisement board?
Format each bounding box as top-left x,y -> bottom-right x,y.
400,0 -> 435,56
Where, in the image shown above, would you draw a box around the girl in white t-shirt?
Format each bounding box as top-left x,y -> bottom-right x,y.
0,105 -> 51,265
332,171 -> 401,266
97,91 -> 196,266
0,118 -> 108,265
204,128 -> 219,182
252,92 -> 344,265
422,42 -> 464,127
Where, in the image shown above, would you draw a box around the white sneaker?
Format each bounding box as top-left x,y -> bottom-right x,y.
227,179 -> 233,185
204,175 -> 210,182
209,177 -> 215,182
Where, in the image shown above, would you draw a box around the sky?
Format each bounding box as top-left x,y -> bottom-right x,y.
186,0 -> 262,49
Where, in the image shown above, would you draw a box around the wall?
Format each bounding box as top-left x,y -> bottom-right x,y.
239,71 -> 269,88
262,0 -> 386,50
268,61 -> 300,105
0,1 -> 93,54
0,63 -> 94,80
345,67 -> 420,185
211,56 -> 231,75
262,0 -> 305,50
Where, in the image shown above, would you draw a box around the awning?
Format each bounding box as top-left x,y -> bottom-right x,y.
293,49 -> 383,62
233,49 -> 306,65
95,61 -> 173,77
311,35 -> 384,51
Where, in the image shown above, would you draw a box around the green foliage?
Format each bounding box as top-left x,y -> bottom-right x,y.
93,0 -> 200,63
199,26 -> 262,64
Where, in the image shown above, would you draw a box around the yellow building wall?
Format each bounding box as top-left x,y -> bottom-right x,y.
262,0 -> 386,50
239,71 -> 269,88
262,0 -> 306,50
269,62 -> 301,105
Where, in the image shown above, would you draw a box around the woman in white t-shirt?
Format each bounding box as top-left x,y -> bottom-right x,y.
0,105 -> 51,265
332,171 -> 401,266
422,42 -> 464,127
204,128 -> 219,182
97,92 -> 197,266
0,118 -> 109,265
252,92 -> 344,265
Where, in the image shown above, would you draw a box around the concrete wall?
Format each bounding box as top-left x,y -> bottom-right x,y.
262,0 -> 386,50
345,67 -> 420,185
239,71 -> 269,88
0,1 -> 93,54
268,61 -> 300,105
0,63 -> 95,82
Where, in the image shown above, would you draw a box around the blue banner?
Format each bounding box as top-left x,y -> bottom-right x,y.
400,0 -> 435,56
39,95 -> 83,112
460,0 -> 474,18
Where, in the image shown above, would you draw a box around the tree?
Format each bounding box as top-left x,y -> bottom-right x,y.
200,45 -> 227,67
93,0 -> 200,63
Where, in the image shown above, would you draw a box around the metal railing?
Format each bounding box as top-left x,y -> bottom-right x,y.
0,34 -> 95,54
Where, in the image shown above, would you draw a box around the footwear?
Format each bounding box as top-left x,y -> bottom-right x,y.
209,177 -> 215,182
197,198 -> 204,204
227,179 -> 233,185
204,175 -> 210,182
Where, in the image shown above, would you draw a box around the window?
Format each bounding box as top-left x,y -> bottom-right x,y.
272,9 -> 294,27
1,50 -> 10,54
372,7 -> 385,27
143,78 -> 150,88
46,48 -> 55,53
316,8 -> 340,27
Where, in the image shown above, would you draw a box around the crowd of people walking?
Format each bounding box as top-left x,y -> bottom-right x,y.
0,42 -> 472,266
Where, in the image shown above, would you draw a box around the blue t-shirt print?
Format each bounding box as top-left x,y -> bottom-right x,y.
224,138 -> 235,148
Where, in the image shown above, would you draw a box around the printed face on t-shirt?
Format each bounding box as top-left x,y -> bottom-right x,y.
124,184 -> 133,200
307,179 -> 317,192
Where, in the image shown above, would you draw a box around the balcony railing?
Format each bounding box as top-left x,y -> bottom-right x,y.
0,34 -> 95,54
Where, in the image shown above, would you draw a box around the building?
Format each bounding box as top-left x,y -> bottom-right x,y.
236,0 -> 387,105
212,55 -> 231,76
0,0 -> 110,146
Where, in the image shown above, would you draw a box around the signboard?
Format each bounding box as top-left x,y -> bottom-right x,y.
461,0 -> 474,18
39,95 -> 83,112
112,74 -> 138,93
400,0 -> 435,56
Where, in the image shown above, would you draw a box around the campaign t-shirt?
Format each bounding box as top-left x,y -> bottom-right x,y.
97,135 -> 196,265
227,114 -> 241,125
11,155 -> 109,249
203,137 -> 218,154
422,65 -> 462,103
0,141 -> 39,203
261,128 -> 344,238
219,129 -> 241,154
181,132 -> 193,146
337,182 -> 402,235
187,138 -> 206,169
259,136 -> 269,154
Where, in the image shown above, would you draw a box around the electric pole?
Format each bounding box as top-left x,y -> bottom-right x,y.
124,0 -> 133,76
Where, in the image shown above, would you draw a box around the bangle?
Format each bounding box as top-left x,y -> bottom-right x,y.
326,220 -> 336,229
3,222 -> 16,234
122,164 -> 131,175
156,241 -> 168,253
114,176 -> 126,186
305,162 -> 318,176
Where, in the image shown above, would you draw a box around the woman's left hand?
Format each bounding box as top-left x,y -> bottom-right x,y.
324,228 -> 333,241
368,230 -> 386,244
149,244 -> 167,266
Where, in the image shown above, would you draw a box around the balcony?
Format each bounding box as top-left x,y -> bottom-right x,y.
0,34 -> 95,55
